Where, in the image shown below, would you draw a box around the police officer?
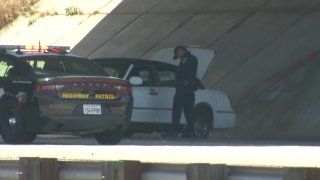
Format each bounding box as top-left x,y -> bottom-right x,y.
164,45 -> 198,138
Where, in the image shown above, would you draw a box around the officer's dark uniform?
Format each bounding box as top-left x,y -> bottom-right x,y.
171,50 -> 198,136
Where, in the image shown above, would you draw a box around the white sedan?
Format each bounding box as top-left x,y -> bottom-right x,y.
93,47 -> 236,138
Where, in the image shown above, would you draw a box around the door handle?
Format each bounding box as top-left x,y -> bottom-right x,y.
149,91 -> 158,96
149,89 -> 158,96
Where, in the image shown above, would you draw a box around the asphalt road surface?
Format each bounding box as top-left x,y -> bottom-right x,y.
1,133 -> 238,146
1,132 -> 320,146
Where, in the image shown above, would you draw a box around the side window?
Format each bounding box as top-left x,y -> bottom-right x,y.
155,64 -> 177,87
0,59 -> 33,77
27,60 -> 45,70
129,64 -> 153,86
0,60 -> 12,77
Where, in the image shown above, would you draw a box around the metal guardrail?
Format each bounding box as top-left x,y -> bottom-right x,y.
0,158 -> 319,180
2,145 -> 320,168
1,144 -> 320,179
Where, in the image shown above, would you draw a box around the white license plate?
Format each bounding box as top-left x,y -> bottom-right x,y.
83,104 -> 101,115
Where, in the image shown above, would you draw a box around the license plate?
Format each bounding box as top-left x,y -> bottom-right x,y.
83,104 -> 101,115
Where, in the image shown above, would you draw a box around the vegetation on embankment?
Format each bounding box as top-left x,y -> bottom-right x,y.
0,0 -> 39,29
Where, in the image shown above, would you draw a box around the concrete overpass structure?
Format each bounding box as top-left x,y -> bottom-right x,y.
71,0 -> 320,140
0,0 -> 319,140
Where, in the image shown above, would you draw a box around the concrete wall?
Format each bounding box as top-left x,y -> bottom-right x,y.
72,0 -> 320,140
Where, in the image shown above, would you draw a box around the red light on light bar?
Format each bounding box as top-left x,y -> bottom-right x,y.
48,48 -> 60,54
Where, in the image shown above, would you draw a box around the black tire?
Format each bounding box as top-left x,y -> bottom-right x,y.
94,129 -> 122,145
123,128 -> 134,138
0,99 -> 36,144
193,108 -> 211,138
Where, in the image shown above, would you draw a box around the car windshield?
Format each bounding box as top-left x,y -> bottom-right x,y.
21,56 -> 107,76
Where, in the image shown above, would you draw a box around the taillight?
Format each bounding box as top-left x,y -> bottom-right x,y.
114,83 -> 132,95
36,84 -> 64,93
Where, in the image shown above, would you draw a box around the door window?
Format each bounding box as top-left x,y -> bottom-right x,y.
155,63 -> 177,87
129,64 -> 154,86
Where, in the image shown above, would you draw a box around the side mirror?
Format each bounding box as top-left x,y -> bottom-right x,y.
129,76 -> 143,86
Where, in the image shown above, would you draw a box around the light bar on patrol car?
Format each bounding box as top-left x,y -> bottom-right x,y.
0,45 -> 70,51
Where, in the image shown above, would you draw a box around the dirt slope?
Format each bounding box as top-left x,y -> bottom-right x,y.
0,0 -> 122,47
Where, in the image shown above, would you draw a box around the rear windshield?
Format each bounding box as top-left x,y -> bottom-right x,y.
20,56 -> 107,76
100,63 -> 129,78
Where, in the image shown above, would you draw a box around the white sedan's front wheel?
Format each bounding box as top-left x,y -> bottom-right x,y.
193,108 -> 211,138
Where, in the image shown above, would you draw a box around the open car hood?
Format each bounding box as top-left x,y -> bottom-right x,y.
150,47 -> 216,79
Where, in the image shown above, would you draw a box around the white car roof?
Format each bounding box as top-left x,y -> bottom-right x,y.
150,47 -> 216,79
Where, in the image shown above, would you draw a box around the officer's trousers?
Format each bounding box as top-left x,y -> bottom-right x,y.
171,89 -> 195,134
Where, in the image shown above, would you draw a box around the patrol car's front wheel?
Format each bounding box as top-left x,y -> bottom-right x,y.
94,129 -> 122,145
0,99 -> 36,144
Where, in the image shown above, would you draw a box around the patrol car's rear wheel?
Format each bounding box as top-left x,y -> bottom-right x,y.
193,108 -> 211,138
0,99 -> 36,144
123,128 -> 134,137
94,129 -> 122,145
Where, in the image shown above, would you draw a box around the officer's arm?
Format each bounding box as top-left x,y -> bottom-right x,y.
185,58 -> 198,82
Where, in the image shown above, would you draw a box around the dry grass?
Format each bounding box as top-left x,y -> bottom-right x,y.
0,0 -> 39,29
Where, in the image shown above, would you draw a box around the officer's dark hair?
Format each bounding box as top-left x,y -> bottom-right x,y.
173,45 -> 187,60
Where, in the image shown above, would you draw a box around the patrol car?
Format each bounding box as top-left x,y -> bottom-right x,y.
93,47 -> 236,138
0,45 -> 133,144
